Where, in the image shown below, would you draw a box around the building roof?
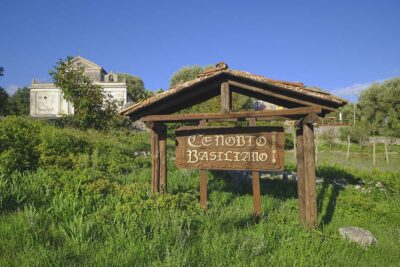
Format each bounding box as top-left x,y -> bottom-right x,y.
120,62 -> 348,120
71,56 -> 107,74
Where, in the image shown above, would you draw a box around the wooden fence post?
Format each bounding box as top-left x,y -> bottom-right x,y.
385,139 -> 389,164
249,118 -> 261,218
373,141 -> 376,166
346,135 -> 351,160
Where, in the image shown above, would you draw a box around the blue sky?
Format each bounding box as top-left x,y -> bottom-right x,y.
1,0 -> 399,102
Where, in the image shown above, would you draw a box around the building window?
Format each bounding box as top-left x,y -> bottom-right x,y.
109,75 -> 114,82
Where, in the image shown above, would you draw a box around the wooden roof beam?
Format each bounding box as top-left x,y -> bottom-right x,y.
141,106 -> 322,123
227,80 -> 337,112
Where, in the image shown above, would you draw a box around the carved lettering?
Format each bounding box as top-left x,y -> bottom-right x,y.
188,135 -> 201,148
176,126 -> 284,171
255,136 -> 267,146
224,151 -> 233,161
201,136 -> 213,146
215,135 -> 224,146
236,136 -> 246,146
187,150 -> 198,163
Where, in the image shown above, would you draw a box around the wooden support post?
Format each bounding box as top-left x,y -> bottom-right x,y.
147,122 -> 167,194
293,126 -> 296,160
295,114 -> 319,228
296,126 -> 306,225
315,130 -> 318,163
199,119 -> 208,210
200,169 -> 207,210
149,123 -> 160,194
220,82 -> 231,113
373,141 -> 376,166
303,123 -> 318,228
159,124 -> 167,193
249,118 -> 261,217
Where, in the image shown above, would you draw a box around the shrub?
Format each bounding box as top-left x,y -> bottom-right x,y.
0,116 -> 41,174
339,126 -> 351,142
320,128 -> 336,150
39,126 -> 91,169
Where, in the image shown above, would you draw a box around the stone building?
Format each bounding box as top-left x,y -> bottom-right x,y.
254,99 -> 280,111
30,56 -> 129,118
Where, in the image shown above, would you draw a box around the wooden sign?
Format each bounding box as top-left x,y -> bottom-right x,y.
175,126 -> 285,171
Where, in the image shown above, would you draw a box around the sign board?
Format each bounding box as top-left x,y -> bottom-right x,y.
175,126 -> 285,171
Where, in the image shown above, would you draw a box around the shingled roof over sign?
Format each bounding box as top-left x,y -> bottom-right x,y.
120,63 -> 348,121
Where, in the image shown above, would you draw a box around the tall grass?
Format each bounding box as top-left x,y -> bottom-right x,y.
0,117 -> 399,266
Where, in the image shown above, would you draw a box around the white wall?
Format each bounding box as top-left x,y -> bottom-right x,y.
30,83 -> 127,117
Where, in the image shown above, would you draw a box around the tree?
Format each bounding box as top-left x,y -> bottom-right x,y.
0,67 -> 7,115
50,57 -> 118,130
8,87 -> 30,115
117,73 -> 152,103
358,77 -> 400,137
169,65 -> 253,114
330,103 -> 356,122
0,87 -> 9,115
170,65 -> 205,88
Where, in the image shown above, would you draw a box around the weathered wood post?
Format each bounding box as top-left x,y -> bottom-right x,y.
296,114 -> 318,228
199,119 -> 208,210
159,124 -> 168,193
296,126 -> 306,225
315,129 -> 318,163
293,126 -> 297,160
220,82 -> 232,113
303,122 -> 318,227
249,118 -> 261,218
147,122 -> 167,194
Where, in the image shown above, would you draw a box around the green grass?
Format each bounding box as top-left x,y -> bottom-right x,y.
286,149 -> 400,172
1,162 -> 399,266
1,119 -> 400,266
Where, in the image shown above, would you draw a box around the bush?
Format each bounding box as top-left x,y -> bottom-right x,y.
350,122 -> 370,145
339,126 -> 351,142
320,128 -> 336,150
39,126 -> 91,170
0,116 -> 41,174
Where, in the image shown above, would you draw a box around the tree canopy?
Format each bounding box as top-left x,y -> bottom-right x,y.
7,87 -> 30,115
50,57 -> 118,130
117,73 -> 152,103
0,67 -> 6,115
357,77 -> 400,137
0,87 -> 9,116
